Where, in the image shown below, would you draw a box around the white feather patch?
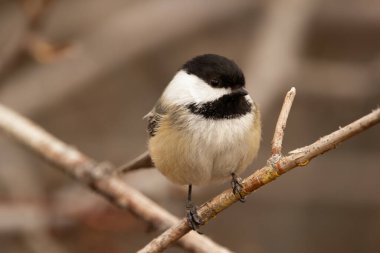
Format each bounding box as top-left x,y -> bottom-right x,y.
162,70 -> 230,105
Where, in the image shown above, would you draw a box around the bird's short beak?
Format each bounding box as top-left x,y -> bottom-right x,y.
231,87 -> 248,96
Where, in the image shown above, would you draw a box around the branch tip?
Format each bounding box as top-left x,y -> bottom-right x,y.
271,87 -> 297,155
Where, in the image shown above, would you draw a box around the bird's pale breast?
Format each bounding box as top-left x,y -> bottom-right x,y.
149,107 -> 261,185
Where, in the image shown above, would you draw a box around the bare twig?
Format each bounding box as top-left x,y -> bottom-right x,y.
284,108 -> 380,166
0,103 -> 232,253
138,88 -> 380,253
271,87 -> 296,155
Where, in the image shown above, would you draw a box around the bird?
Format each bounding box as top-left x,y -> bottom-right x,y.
146,54 -> 261,230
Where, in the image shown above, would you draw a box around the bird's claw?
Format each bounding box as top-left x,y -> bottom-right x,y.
231,173 -> 246,203
186,202 -> 203,233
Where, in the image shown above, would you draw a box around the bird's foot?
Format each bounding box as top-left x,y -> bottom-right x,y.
186,201 -> 202,233
231,173 -> 246,203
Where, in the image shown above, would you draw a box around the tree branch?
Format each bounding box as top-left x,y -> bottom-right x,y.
138,88 -> 380,253
0,103 -> 232,253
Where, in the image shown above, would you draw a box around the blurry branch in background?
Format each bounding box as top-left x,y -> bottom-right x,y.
244,0 -> 316,113
0,104 -> 232,253
25,33 -> 72,64
0,0 -> 255,116
0,32 -> 68,248
138,88 -> 380,253
0,0 -> 55,78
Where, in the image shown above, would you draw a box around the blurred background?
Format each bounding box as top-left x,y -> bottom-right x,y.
0,0 -> 379,252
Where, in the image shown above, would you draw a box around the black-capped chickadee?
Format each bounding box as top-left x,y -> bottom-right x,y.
146,54 -> 261,230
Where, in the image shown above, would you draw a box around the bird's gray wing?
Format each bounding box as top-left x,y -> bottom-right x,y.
145,99 -> 167,137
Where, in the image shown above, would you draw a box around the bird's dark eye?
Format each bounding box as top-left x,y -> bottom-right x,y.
210,79 -> 220,87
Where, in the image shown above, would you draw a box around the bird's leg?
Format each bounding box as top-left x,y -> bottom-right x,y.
186,184 -> 202,232
231,173 -> 246,202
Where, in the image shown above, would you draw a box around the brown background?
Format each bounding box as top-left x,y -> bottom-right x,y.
0,0 -> 379,252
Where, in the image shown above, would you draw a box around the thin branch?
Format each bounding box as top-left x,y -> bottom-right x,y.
0,103 -> 232,253
283,107 -> 380,168
271,87 -> 296,155
138,89 -> 380,253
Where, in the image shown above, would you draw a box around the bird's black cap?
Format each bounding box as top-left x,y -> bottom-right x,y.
182,54 -> 245,90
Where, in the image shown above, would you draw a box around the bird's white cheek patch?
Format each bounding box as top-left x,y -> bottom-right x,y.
189,82 -> 229,104
162,70 -> 230,105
